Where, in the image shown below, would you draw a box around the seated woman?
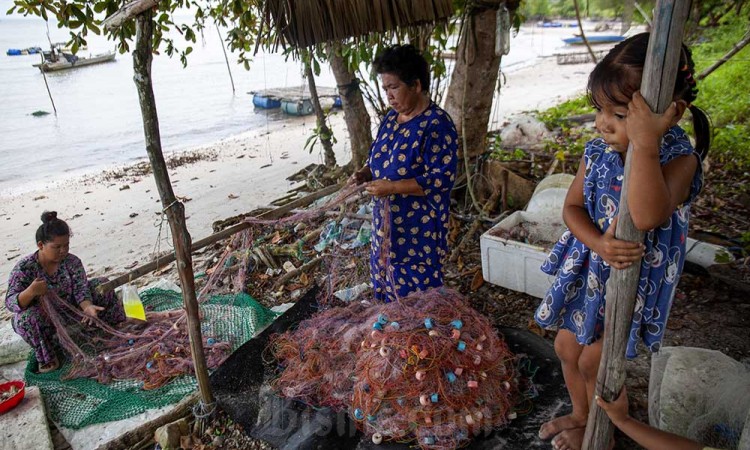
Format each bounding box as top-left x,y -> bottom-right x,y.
5,211 -> 125,373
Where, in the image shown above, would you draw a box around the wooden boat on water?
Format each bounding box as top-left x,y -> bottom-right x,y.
32,43 -> 115,72
562,35 -> 625,45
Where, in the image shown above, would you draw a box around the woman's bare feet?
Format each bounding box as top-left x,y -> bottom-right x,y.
539,414 -> 587,440
38,357 -> 60,374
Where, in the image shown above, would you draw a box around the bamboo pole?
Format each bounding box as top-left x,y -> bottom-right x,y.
96,182 -> 343,294
581,1 -> 692,449
133,11 -> 213,406
573,0 -> 598,64
216,26 -> 235,94
696,29 -> 750,80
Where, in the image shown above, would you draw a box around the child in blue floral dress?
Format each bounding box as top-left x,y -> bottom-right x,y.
534,33 -> 711,450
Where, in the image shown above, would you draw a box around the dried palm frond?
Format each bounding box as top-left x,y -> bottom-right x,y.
262,0 -> 455,49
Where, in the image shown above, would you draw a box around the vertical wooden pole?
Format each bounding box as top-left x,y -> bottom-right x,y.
133,11 -> 214,406
581,1 -> 692,449
303,52 -> 336,167
216,26 -> 235,94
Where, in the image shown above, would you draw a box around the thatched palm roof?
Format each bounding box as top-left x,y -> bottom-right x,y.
260,0 -> 455,48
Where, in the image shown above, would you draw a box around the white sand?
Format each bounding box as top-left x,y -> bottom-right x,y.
0,56 -> 595,295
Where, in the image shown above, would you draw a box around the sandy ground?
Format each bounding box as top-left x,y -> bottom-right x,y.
0,55 -> 595,296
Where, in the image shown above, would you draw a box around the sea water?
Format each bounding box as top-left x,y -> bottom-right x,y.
0,2 -> 569,196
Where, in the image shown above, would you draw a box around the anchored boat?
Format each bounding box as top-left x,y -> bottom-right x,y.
32,43 -> 115,72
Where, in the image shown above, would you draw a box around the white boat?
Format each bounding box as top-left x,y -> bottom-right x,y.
32,43 -> 115,72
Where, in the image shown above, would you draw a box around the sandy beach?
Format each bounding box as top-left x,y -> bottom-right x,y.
0,55 -> 595,296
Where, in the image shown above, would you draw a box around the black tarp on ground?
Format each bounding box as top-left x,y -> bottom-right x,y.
210,288 -> 571,449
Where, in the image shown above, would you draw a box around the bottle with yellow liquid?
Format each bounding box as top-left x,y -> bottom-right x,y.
121,284 -> 146,321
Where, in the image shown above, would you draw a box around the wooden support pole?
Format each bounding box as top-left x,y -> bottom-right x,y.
581,1 -> 692,449
133,11 -> 213,406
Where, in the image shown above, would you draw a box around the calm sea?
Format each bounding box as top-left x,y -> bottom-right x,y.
0,4 -> 569,196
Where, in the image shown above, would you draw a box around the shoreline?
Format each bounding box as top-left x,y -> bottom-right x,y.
0,55 -> 595,295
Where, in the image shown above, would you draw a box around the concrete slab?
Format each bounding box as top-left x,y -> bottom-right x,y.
0,320 -> 31,366
59,404 -> 176,450
1,386 -> 54,450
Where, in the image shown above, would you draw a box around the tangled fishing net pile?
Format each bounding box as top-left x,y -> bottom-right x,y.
271,287 -> 519,450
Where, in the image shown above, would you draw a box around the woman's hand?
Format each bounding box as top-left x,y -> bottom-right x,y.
595,217 -> 645,269
80,301 -> 105,326
349,167 -> 373,186
29,277 -> 48,297
365,180 -> 394,197
627,91 -> 679,153
595,386 -> 630,427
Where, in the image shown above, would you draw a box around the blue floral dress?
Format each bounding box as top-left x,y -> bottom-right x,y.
535,127 -> 703,358
368,102 -> 458,302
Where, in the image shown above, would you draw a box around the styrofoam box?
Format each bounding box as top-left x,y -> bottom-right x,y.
480,211 -> 566,298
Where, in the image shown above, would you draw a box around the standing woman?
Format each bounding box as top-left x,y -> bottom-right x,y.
5,212 -> 125,373
352,44 -> 458,302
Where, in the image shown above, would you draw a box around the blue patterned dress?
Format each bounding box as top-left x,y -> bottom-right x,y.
5,252 -> 125,365
534,127 -> 703,358
368,102 -> 458,302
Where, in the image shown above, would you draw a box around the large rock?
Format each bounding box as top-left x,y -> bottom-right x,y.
2,386 -> 54,450
0,320 -> 31,366
650,346 -> 750,443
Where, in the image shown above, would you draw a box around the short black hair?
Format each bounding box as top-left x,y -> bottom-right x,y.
373,44 -> 430,92
36,211 -> 70,243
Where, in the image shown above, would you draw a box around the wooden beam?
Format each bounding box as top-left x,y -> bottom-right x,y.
581,1 -> 692,449
95,183 -> 343,295
697,29 -> 750,80
102,0 -> 158,31
133,10 -> 213,406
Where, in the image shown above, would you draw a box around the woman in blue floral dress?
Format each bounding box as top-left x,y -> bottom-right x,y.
534,34 -> 711,450
5,212 -> 125,373
351,44 -> 458,302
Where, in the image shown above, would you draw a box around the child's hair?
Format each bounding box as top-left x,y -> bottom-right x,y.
36,211 -> 71,244
587,32 -> 710,159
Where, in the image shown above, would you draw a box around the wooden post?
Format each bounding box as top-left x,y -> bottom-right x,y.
133,11 -> 213,406
581,2 -> 692,449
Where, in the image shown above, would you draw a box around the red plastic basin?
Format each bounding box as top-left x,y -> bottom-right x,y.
0,380 -> 26,414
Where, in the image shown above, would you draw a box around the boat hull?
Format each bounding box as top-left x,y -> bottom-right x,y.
562,35 -> 625,45
33,52 -> 116,72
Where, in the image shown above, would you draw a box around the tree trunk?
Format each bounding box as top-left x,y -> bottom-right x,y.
327,43 -> 372,170
444,6 -> 502,158
133,11 -> 213,406
304,60 -> 336,167
581,1 -> 692,448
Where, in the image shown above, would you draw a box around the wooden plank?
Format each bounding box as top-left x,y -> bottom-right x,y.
581,1 -> 693,449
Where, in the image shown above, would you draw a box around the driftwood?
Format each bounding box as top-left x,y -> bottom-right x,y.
102,0 -> 159,31
95,392 -> 198,450
475,160 -> 535,210
97,183 -> 343,295
273,256 -> 323,288
582,2 -> 691,449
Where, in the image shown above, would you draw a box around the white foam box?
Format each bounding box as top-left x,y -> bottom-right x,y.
480,211 -> 566,298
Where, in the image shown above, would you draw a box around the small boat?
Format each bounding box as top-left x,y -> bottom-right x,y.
6,47 -> 42,56
537,21 -> 563,28
562,35 -> 626,45
32,43 -> 115,72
